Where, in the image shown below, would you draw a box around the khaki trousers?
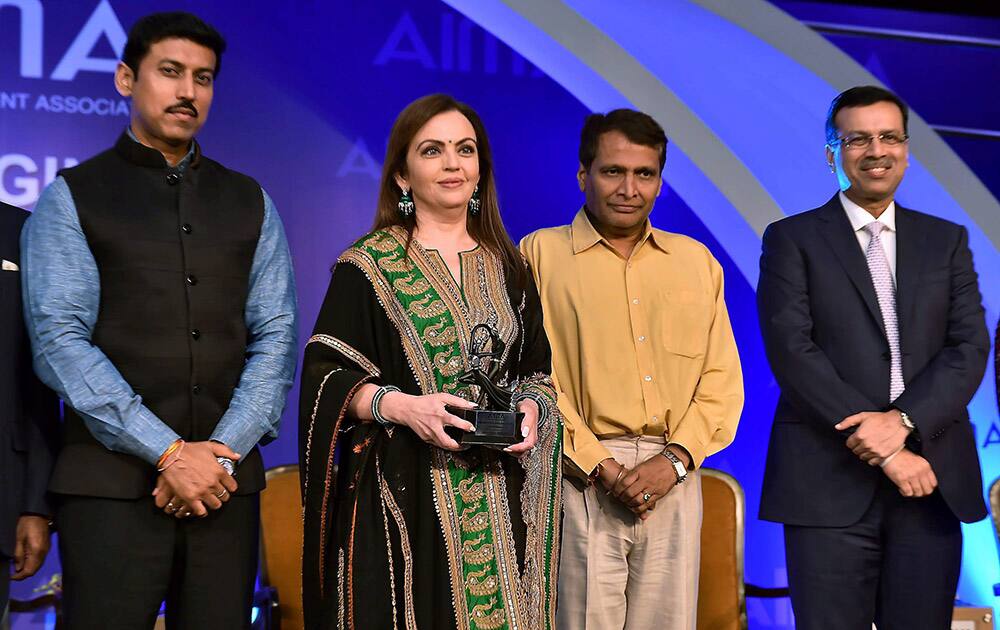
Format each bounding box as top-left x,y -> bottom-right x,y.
557,436 -> 702,630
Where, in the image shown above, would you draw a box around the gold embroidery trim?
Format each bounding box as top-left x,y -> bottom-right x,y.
466,568 -> 500,597
471,598 -> 507,630
457,478 -> 485,504
407,294 -> 448,319
460,507 -> 490,533
337,548 -> 346,630
463,536 -> 496,566
377,250 -> 414,274
377,458 -> 400,630
308,334 -> 381,378
380,473 -> 418,630
393,275 -> 431,296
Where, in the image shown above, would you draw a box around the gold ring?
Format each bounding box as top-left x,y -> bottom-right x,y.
642,492 -> 652,503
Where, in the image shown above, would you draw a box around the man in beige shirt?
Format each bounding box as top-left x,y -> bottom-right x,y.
521,109 -> 743,630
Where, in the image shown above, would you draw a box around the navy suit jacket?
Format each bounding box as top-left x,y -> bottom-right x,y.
758,194 -> 989,526
0,202 -> 58,558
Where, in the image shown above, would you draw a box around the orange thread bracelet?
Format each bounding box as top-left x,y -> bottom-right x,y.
157,440 -> 185,472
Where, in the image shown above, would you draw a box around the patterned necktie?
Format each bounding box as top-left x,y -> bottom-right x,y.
864,221 -> 904,401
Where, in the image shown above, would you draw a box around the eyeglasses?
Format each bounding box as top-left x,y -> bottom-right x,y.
831,132 -> 909,150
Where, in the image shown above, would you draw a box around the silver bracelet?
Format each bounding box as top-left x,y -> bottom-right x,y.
371,385 -> 401,427
512,391 -> 549,428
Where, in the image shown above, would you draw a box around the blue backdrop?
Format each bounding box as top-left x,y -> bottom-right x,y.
2,2 -> 998,628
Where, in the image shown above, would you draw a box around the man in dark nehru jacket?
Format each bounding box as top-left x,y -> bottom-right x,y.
21,12 -> 297,628
1,201 -> 58,624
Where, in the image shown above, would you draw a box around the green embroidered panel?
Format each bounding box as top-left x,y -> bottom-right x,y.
357,230 -> 512,630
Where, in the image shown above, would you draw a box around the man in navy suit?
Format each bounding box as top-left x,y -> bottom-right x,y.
758,86 -> 990,629
0,201 -> 58,620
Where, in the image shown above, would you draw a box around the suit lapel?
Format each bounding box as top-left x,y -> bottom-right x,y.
818,194 -> 886,336
894,205 -> 925,342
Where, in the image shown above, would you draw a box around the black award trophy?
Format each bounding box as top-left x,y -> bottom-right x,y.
444,323 -> 524,449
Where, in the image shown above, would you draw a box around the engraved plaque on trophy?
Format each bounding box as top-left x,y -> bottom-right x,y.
444,324 -> 524,449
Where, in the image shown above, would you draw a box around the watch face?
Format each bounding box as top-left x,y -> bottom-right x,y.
218,458 -> 235,475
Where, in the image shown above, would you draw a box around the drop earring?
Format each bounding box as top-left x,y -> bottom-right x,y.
468,185 -> 481,216
398,187 -> 414,217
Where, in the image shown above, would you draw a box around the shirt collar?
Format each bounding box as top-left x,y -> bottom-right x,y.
570,207 -> 668,255
839,191 -> 896,233
126,126 -> 196,173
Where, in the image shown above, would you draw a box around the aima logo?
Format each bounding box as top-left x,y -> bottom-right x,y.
2,0 -> 126,81
374,11 -> 543,77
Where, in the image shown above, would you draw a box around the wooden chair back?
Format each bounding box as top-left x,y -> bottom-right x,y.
261,464 -> 305,630
697,468 -> 748,630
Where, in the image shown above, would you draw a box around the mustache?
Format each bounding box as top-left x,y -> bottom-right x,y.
860,158 -> 891,170
165,100 -> 198,118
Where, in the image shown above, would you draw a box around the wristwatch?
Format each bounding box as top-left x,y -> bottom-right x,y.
660,448 -> 688,485
899,411 -> 916,432
217,457 -> 235,476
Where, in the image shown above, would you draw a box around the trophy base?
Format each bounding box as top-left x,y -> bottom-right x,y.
444,406 -> 524,449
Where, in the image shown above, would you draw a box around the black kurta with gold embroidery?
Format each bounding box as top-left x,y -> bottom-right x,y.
300,227 -> 562,630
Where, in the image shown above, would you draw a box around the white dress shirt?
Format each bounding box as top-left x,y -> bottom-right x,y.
840,191 -> 897,281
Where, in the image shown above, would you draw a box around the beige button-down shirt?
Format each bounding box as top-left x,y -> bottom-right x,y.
521,209 -> 744,477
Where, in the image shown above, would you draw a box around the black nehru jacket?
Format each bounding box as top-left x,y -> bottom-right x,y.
48,133 -> 265,499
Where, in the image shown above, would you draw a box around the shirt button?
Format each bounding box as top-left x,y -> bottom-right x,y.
632,298 -> 640,305
638,335 -> 646,342
190,329 -> 201,340
644,375 -> 652,382
192,384 -> 201,395
652,416 -> 658,422
186,274 -> 198,286
181,223 -> 192,234
166,172 -> 181,185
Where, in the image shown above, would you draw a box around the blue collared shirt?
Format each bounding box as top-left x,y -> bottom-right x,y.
20,140 -> 298,466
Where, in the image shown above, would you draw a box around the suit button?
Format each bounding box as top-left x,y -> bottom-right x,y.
192,384 -> 201,395
166,172 -> 181,185
186,274 -> 198,286
181,223 -> 192,234
191,329 -> 201,340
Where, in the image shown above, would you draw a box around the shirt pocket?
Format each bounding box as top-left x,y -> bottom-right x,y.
659,289 -> 713,358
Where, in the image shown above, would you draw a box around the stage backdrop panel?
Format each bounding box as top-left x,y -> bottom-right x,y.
2,1 -> 997,628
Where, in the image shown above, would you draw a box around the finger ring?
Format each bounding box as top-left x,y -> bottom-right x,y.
642,492 -> 652,502
215,489 -> 227,499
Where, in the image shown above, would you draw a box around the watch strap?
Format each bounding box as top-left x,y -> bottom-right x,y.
660,448 -> 688,484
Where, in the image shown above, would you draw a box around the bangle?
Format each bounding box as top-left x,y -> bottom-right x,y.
512,391 -> 549,428
157,440 -> 186,472
879,445 -> 905,468
371,385 -> 401,427
587,460 -> 604,485
157,439 -> 184,469
607,465 -> 626,495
